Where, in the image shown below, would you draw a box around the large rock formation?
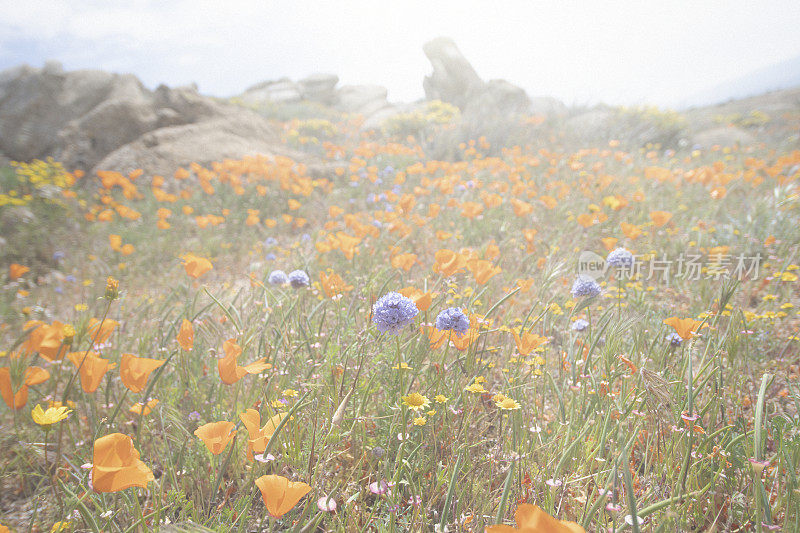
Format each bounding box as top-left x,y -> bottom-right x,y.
422,37 -> 484,109
94,115 -> 280,177
0,61 -> 288,175
421,36 -> 568,123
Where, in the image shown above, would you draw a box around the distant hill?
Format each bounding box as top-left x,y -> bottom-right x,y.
681,54 -> 800,108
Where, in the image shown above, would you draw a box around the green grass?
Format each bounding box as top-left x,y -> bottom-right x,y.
1,119 -> 799,532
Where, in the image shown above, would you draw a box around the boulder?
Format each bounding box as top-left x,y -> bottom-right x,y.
239,78 -> 302,106
691,126 -> 755,148
0,63 -> 118,161
336,84 -> 389,115
0,62 -> 279,171
422,37 -> 484,109
463,79 -> 531,119
298,73 -> 339,105
565,109 -> 616,134
92,112 -> 283,177
56,75 -> 159,169
529,96 -> 568,118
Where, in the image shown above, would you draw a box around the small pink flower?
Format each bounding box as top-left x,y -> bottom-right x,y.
368,480 -> 394,495
317,495 -> 337,512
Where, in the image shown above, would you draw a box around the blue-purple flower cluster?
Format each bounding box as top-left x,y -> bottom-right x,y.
571,276 -> 602,298
372,292 -> 419,335
435,307 -> 470,337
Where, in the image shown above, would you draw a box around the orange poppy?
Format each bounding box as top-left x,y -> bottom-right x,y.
460,201 -> 484,219
218,339 -> 270,385
390,253 -> 418,272
24,321 -> 69,361
177,319 -> 194,351
663,317 -> 706,340
649,210 -> 672,227
576,213 -> 595,229
433,249 -> 466,277
0,366 -> 50,409
109,234 -> 122,252
620,222 -> 642,240
450,327 -> 479,351
601,237 -> 619,251
67,351 -> 114,393
516,279 -> 535,293
129,398 -> 159,415
468,259 -> 502,285
398,287 -> 432,312
255,475 -> 312,518
88,318 -> 119,344
540,195 -> 558,209
120,353 -> 165,393
9,263 -> 29,280
182,253 -> 213,279
239,409 -> 287,459
510,198 -> 533,217
92,433 -> 154,493
423,325 -> 448,349
319,271 -> 354,299
485,242 -> 500,261
486,503 -> 584,532
512,330 -> 548,356
194,421 -> 236,455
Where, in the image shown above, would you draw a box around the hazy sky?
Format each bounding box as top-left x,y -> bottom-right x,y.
2,1 -> 799,107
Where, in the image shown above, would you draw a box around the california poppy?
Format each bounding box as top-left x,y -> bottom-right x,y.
450,327 -> 479,351
67,351 -> 114,393
87,318 -> 119,344
255,475 -> 312,518
460,201 -> 484,219
433,249 -> 466,277
177,319 -> 194,351
319,271 -> 354,299
182,253 -> 213,279
239,409 -> 287,459
9,263 -> 29,280
512,330 -> 548,356
649,210 -> 672,227
24,321 -> 69,361
218,339 -> 270,385
601,237 -> 619,251
109,234 -> 122,252
0,366 -> 50,409
129,398 -> 159,415
486,503 -> 584,532
423,325 -> 448,349
390,253 -> 417,272
120,353 -> 165,393
663,317 -> 706,340
92,433 -> 154,492
398,287 -> 432,312
620,222 -> 642,240
468,259 -> 502,285
194,421 -> 236,455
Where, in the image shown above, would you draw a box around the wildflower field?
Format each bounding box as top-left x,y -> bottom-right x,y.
1,114 -> 799,532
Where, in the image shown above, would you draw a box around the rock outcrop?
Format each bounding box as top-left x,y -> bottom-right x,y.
691,126 -> 755,148
298,73 -> 339,105
94,114 -> 281,177
238,78 -> 303,106
0,61 -> 286,175
422,37 -> 484,109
